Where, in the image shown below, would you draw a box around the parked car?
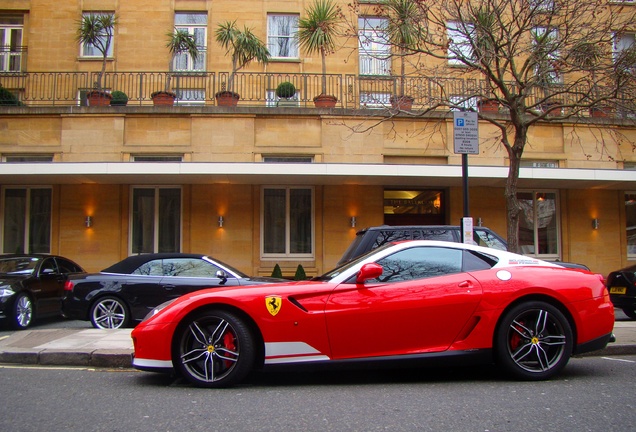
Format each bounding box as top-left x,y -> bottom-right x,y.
131,240 -> 614,388
605,264 -> 636,319
0,254 -> 85,329
337,225 -> 589,270
61,253 -> 285,329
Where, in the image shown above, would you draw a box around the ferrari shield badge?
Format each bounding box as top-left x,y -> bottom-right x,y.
266,296 -> 282,316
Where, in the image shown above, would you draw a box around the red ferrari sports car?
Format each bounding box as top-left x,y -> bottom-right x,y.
131,240 -> 615,388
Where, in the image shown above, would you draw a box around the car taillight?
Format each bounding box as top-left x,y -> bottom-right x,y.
595,273 -> 606,285
64,280 -> 74,291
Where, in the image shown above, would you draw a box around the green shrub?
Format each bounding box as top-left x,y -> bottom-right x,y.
275,81 -> 296,99
110,90 -> 128,105
0,85 -> 21,106
271,263 -> 283,278
293,264 -> 307,281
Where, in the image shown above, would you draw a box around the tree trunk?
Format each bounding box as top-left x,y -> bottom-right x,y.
504,128 -> 526,254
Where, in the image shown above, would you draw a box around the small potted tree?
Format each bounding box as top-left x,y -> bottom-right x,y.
275,81 -> 297,106
76,13 -> 117,106
214,20 -> 270,106
297,0 -> 343,108
151,28 -> 199,106
110,90 -> 128,106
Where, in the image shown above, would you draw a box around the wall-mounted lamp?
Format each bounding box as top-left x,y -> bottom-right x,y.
85,216 -> 93,228
218,216 -> 224,227
350,216 -> 357,228
592,218 -> 600,230
477,217 -> 483,227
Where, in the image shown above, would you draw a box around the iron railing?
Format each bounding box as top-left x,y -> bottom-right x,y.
0,70 -> 634,118
0,46 -> 27,73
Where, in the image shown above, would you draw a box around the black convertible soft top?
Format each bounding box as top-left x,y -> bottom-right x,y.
101,253 -> 207,274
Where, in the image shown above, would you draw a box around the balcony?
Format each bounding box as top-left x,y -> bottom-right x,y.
0,46 -> 27,73
0,70 -> 633,118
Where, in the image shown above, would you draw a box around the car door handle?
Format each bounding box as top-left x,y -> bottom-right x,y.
163,284 -> 176,290
458,281 -> 472,288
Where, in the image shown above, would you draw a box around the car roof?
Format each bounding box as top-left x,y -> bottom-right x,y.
102,253 -> 207,274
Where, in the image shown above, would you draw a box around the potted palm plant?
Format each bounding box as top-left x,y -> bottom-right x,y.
381,0 -> 420,111
530,28 -> 562,115
76,13 -> 117,106
297,0 -> 343,108
151,28 -> 199,106
214,20 -> 270,106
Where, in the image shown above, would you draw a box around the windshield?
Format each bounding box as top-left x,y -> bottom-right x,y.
0,257 -> 39,275
313,243 -> 394,282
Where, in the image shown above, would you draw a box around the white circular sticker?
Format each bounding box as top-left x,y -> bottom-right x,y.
497,270 -> 512,281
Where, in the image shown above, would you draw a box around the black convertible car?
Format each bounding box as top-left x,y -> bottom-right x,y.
61,253 -> 285,329
0,254 -> 85,329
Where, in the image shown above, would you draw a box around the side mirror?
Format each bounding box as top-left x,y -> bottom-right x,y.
216,270 -> 228,284
356,263 -> 383,284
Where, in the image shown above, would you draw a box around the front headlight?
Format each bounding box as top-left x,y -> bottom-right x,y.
0,287 -> 15,298
143,299 -> 177,321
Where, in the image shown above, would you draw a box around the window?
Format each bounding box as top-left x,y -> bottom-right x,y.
262,187 -> 313,258
517,191 -> 559,258
2,187 -> 51,254
132,155 -> 183,162
174,13 -> 207,71
268,14 -> 299,58
360,91 -> 391,108
450,95 -> 478,111
374,247 -> 464,282
266,89 -> 299,107
532,26 -> 561,84
80,12 -> 115,58
263,156 -> 313,163
358,17 -> 391,75
626,193 -> 636,258
3,155 -> 54,162
0,15 -> 24,72
131,187 -> 181,254
447,21 -> 474,66
520,160 -> 559,168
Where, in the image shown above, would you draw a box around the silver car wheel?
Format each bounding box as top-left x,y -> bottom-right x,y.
90,297 -> 128,329
14,294 -> 33,329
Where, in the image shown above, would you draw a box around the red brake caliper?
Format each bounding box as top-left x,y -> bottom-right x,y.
222,332 -> 237,369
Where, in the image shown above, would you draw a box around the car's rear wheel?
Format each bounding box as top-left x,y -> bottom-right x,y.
12,293 -> 33,330
173,310 -> 255,388
621,307 -> 636,320
495,301 -> 573,380
90,296 -> 129,329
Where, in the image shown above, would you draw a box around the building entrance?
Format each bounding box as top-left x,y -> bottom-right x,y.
383,189 -> 445,226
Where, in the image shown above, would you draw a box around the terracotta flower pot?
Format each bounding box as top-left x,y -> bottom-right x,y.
590,106 -> 612,118
87,90 -> 112,107
313,94 -> 337,108
215,91 -> 240,107
390,95 -> 414,111
478,99 -> 499,113
151,92 -> 176,106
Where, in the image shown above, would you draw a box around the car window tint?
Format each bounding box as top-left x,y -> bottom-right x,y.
162,258 -> 222,277
56,258 -> 82,274
40,258 -> 57,274
463,250 -> 497,271
133,260 -> 164,276
372,230 -> 411,249
374,246 -> 463,283
413,229 -> 454,241
474,229 -> 507,250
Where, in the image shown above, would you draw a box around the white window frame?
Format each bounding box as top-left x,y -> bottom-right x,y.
261,186 -> 314,259
447,21 -> 475,66
532,26 -> 562,84
0,16 -> 24,72
174,12 -> 207,72
266,89 -> 300,107
517,189 -> 561,260
358,17 -> 391,75
79,12 -> 115,58
129,186 -> 182,255
359,91 -> 391,108
267,14 -> 299,59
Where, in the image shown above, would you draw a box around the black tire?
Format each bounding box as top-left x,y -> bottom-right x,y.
90,296 -> 130,329
495,301 -> 573,380
173,310 -> 255,388
621,307 -> 636,320
12,293 -> 34,330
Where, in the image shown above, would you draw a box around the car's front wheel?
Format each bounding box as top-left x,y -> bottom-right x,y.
12,293 -> 34,330
495,301 -> 573,380
90,296 -> 130,329
173,310 -> 255,388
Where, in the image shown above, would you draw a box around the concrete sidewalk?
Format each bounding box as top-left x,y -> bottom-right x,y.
0,321 -> 635,369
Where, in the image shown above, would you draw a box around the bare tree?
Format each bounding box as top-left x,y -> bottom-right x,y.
348,0 -> 636,253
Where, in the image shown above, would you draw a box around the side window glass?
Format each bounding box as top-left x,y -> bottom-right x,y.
372,230 -> 411,249
474,229 -> 507,250
463,250 -> 498,271
414,229 -> 455,241
162,258 -> 221,277
373,247 -> 463,283
39,258 -> 57,275
56,259 -> 81,274
133,260 -> 164,276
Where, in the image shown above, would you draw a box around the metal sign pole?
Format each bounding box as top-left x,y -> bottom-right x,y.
453,111 -> 479,243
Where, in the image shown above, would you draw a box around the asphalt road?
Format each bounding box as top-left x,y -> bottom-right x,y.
1,354 -> 635,432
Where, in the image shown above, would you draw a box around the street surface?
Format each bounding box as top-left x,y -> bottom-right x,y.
1,354 -> 635,431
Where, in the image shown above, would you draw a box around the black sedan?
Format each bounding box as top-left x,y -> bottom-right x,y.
606,264 -> 636,319
61,253 -> 285,329
0,254 -> 85,329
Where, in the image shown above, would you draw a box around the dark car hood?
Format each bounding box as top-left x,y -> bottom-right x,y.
0,274 -> 29,284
